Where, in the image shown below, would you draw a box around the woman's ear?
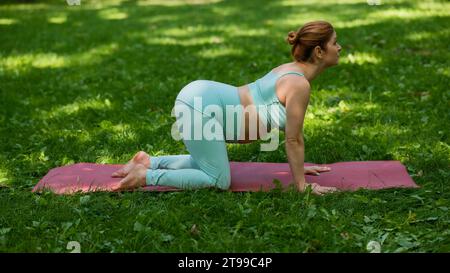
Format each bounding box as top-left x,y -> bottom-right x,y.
314,45 -> 323,60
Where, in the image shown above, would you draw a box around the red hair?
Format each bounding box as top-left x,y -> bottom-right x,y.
286,20 -> 335,63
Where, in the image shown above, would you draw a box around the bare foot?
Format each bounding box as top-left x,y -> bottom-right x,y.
112,163 -> 147,191
111,151 -> 151,178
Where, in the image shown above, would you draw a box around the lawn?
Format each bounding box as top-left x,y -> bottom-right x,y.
0,0 -> 449,253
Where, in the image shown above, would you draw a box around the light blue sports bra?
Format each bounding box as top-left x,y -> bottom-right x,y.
248,70 -> 305,131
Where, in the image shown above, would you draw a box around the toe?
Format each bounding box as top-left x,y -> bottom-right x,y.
117,177 -> 129,188
111,171 -> 124,177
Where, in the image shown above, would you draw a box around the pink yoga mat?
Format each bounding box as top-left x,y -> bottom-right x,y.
32,161 -> 418,195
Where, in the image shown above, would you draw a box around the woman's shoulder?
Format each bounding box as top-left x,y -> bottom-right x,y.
272,63 -> 309,87
270,63 -> 303,74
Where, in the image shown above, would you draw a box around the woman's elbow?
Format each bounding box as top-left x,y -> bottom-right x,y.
285,137 -> 303,145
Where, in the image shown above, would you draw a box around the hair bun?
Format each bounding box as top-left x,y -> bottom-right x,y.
286,31 -> 299,45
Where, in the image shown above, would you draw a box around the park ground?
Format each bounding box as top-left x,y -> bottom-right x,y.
0,0 -> 449,252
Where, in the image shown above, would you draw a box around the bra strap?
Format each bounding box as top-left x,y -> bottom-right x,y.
279,71 -> 305,78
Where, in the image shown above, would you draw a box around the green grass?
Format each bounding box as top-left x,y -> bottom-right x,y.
0,0 -> 449,253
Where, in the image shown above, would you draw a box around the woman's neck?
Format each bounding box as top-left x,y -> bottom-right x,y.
293,61 -> 327,83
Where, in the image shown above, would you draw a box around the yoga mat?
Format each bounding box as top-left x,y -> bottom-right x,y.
32,161 -> 418,195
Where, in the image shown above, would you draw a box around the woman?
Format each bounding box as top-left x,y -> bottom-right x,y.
111,20 -> 342,195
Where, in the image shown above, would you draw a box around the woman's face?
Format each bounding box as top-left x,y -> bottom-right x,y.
322,31 -> 342,66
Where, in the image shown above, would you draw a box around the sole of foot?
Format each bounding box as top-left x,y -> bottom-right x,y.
111,151 -> 151,178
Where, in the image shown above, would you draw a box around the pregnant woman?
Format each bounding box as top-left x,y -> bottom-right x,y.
111,20 -> 342,195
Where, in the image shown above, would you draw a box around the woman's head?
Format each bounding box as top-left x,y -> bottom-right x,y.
286,20 -> 341,67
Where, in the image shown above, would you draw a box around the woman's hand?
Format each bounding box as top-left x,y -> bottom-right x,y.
297,182 -> 339,196
304,165 -> 331,176
307,183 -> 339,195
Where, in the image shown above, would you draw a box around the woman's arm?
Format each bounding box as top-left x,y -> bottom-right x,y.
285,137 -> 306,189
282,76 -> 311,190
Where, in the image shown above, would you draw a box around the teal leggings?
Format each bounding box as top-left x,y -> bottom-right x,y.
146,80 -> 242,190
